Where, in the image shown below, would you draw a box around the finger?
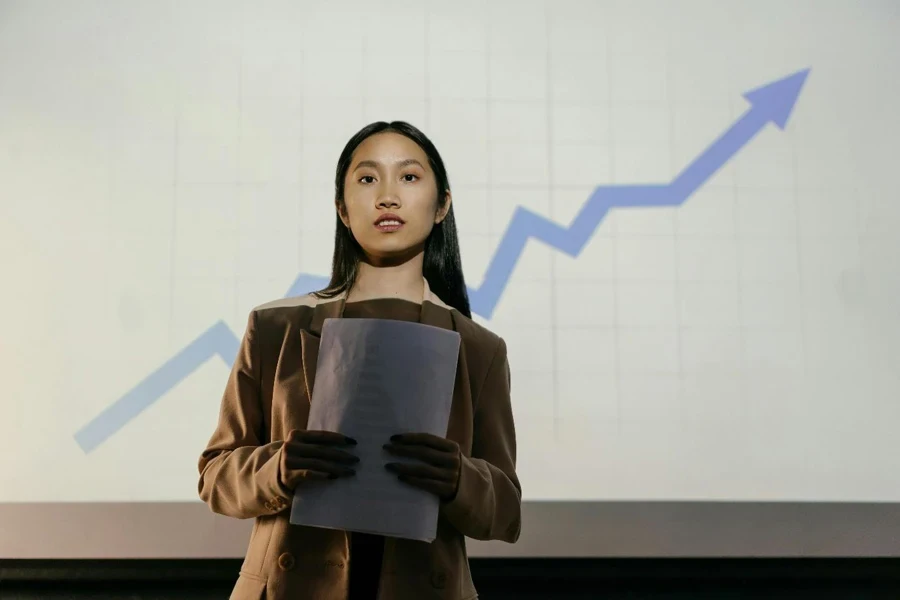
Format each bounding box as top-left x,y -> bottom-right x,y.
383,443 -> 457,468
287,469 -> 331,482
285,457 -> 354,476
286,441 -> 359,465
295,430 -> 357,446
286,457 -> 356,477
396,475 -> 453,498
385,462 -> 456,482
282,469 -> 330,488
389,433 -> 454,452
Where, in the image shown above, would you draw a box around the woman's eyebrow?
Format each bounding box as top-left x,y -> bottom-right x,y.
397,158 -> 425,169
352,158 -> 425,171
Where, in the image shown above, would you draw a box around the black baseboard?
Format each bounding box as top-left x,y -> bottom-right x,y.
2,558 -> 900,599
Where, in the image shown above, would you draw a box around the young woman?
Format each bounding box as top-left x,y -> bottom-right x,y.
198,121 -> 521,600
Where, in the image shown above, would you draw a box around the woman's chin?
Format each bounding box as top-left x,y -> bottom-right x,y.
361,244 -> 425,266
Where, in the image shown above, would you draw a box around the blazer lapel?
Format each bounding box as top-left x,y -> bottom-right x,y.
300,293 -> 346,402
299,330 -> 320,403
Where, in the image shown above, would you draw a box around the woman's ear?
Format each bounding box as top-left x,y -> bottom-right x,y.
435,190 -> 452,224
336,199 -> 350,228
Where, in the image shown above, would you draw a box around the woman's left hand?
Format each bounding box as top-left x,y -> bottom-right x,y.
383,433 -> 461,501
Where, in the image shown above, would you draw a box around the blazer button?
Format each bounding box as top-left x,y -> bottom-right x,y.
277,552 -> 296,571
430,571 -> 447,589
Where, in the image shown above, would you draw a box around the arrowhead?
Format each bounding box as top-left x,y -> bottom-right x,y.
742,68 -> 810,130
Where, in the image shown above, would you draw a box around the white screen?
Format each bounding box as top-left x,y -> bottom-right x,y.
2,0 -> 899,558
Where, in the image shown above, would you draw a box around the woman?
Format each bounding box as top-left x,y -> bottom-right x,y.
198,121 -> 521,600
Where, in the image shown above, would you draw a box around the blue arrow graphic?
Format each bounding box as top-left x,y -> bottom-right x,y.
74,322 -> 240,452
74,68 -> 810,453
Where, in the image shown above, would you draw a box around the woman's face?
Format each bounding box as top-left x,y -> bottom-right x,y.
338,132 -> 450,265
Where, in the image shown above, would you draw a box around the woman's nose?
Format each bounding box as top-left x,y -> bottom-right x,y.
377,193 -> 401,208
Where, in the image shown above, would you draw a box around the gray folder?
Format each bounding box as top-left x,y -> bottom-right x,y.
289,317 -> 461,542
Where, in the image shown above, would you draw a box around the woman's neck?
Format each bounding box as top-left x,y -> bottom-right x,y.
347,255 -> 425,304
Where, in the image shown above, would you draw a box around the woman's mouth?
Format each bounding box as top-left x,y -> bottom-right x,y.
374,215 -> 405,232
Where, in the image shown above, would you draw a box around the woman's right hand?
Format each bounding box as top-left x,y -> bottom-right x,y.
278,429 -> 359,490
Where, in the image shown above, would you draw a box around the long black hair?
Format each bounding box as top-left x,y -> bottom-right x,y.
314,120 -> 472,318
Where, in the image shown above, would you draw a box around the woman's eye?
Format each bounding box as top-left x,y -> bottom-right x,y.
402,173 -> 418,182
359,175 -> 375,184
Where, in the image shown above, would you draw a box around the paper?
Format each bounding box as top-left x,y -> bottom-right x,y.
289,317 -> 461,542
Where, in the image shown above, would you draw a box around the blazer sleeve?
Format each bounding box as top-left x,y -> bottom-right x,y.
197,310 -> 292,519
441,336 -> 522,542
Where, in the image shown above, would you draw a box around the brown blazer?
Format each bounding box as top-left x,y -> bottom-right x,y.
197,279 -> 522,599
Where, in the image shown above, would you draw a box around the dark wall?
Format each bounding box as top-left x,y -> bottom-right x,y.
2,558 -> 900,599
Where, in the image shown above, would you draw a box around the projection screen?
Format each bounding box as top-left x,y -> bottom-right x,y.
2,0 -> 900,558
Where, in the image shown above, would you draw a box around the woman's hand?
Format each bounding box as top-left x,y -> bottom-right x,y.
383,433 -> 462,501
278,429 -> 359,490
